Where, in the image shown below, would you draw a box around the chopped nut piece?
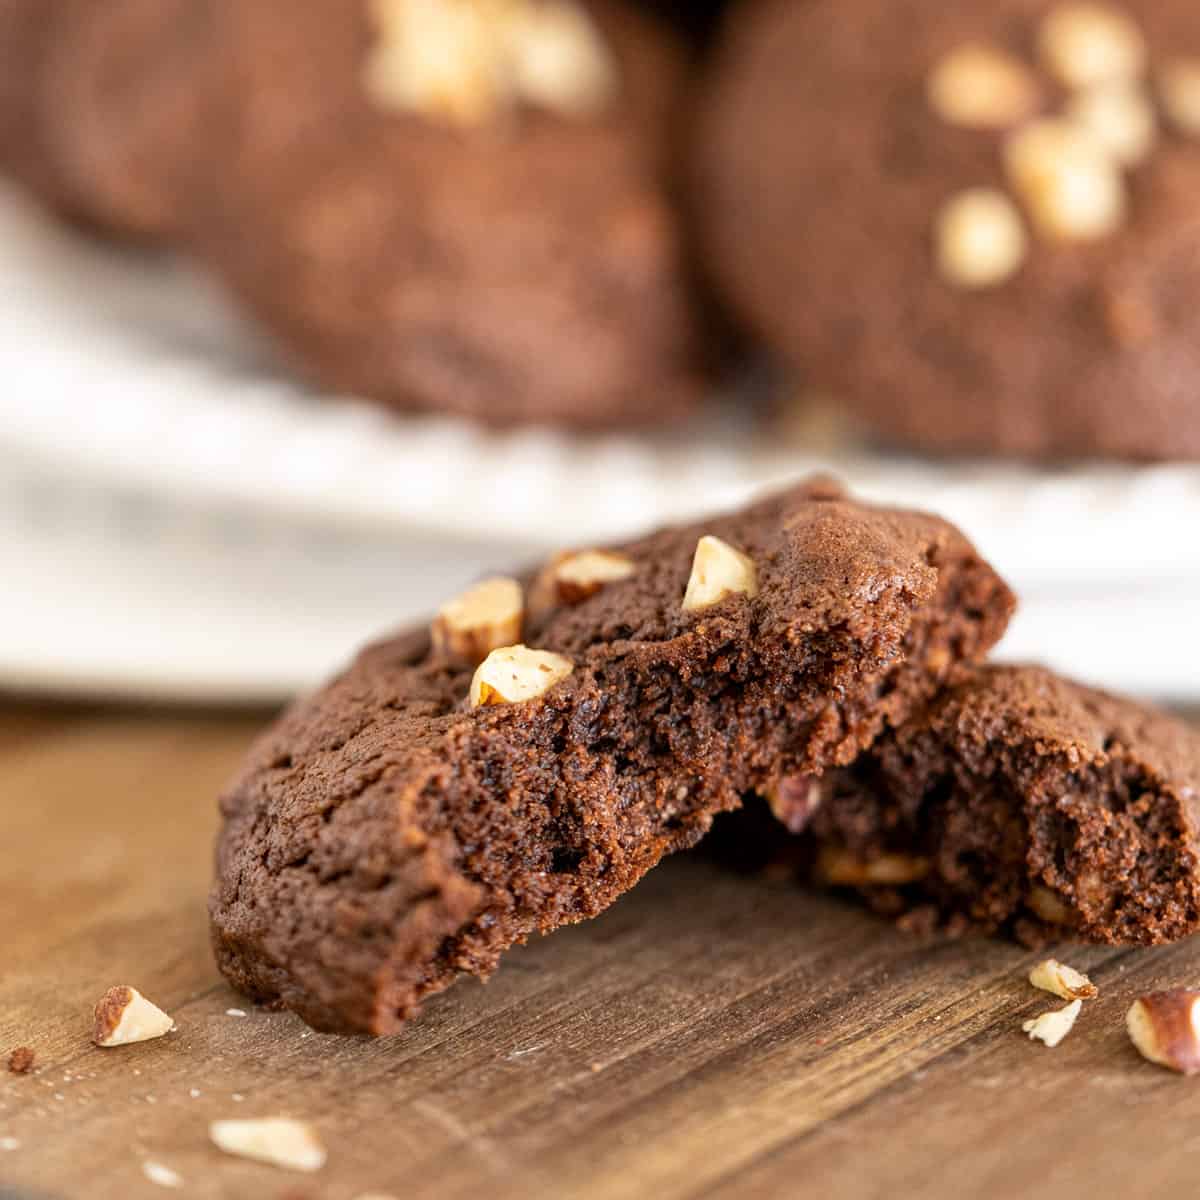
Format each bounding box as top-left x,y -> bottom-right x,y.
1127,991 -> 1200,1074
817,847 -> 931,886
1039,3 -> 1146,89
935,188 -> 1028,289
1005,118 -> 1126,241
681,536 -> 759,613
470,644 -> 574,707
1158,58 -> 1200,137
507,0 -> 619,117
764,775 -> 827,835
364,0 -> 616,127
1066,82 -> 1156,165
6,1046 -> 35,1075
92,986 -> 175,1048
431,577 -> 524,665
209,1118 -> 326,1172
546,550 -> 636,605
1029,959 -> 1098,1001
142,1161 -> 183,1189
1028,884 -> 1076,925
1023,998 -> 1082,1047
927,43 -> 1042,130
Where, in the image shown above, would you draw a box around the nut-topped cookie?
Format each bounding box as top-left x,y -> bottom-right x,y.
209,478 -> 1014,1034
799,665 -> 1200,945
192,0 -> 706,427
696,0 -> 1200,459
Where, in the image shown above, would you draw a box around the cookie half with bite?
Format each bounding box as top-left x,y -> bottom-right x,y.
209,477 -> 1014,1034
805,664 -> 1200,945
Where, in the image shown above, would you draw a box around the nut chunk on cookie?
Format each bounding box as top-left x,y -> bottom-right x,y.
802,665 -> 1200,946
209,478 -> 1013,1034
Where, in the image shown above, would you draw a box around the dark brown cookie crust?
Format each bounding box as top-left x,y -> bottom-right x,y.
209,478 -> 1013,1034
694,0 -> 1200,460
808,665 -> 1200,945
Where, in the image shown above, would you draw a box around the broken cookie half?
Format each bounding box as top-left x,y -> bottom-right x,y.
798,664 -> 1200,946
209,477 -> 1013,1034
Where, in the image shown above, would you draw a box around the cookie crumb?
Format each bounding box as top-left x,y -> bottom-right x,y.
142,1161 -> 183,1189
7,1047 -> 35,1075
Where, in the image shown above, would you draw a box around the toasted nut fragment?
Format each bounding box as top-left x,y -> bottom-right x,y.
1029,958 -> 1098,1001
1066,82 -> 1156,165
1158,58 -> 1200,137
92,986 -> 174,1048
1005,118 -> 1126,241
765,775 -> 828,835
935,188 -> 1028,289
432,576 -> 524,665
548,550 -> 636,605
1023,998 -> 1082,1047
927,43 -> 1042,130
1039,3 -> 1146,89
817,847 -> 931,886
1028,884 -> 1076,924
682,536 -> 758,613
507,0 -> 619,117
470,644 -> 574,707
210,1118 -> 326,1172
142,1161 -> 183,1189
364,0 -> 616,126
1127,991 -> 1200,1074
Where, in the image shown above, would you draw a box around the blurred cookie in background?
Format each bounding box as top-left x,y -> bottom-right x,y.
694,0 -> 1200,460
193,0 -> 707,427
0,0 -> 710,429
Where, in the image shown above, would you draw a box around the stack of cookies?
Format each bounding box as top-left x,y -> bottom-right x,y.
208,479 -> 1200,1034
7,0 -> 1200,457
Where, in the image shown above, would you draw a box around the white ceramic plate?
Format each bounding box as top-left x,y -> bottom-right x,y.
2,183 -> 1199,702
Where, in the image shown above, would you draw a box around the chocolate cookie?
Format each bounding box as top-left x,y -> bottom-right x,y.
209,478 -> 1014,1034
32,0 -> 222,239
188,0 -> 706,426
799,665 -> 1200,945
0,0 -> 60,198
695,0 -> 1200,459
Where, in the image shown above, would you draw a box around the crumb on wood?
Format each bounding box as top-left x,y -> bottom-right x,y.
7,1046 -> 35,1074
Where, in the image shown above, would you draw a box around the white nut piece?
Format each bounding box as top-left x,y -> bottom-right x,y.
470,644 -> 574,707
1127,991 -> 1200,1074
682,535 -> 759,613
92,986 -> 175,1047
1029,958 -> 1098,1001
1066,82 -> 1156,165
1027,884 -> 1076,925
1005,118 -> 1126,241
142,1162 -> 183,1189
364,0 -> 505,126
817,847 -> 931,886
507,0 -> 619,117
1158,58 -> 1200,138
1039,3 -> 1146,89
431,576 -> 524,665
1022,998 -> 1083,1047
364,0 -> 616,126
209,1118 -> 326,1172
935,188 -> 1028,289
548,550 -> 636,604
927,43 -> 1042,130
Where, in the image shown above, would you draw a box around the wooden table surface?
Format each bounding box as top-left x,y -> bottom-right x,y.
4,702 -> 1200,1200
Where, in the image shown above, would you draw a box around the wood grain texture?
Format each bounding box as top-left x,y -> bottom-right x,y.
2,702 -> 1200,1200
